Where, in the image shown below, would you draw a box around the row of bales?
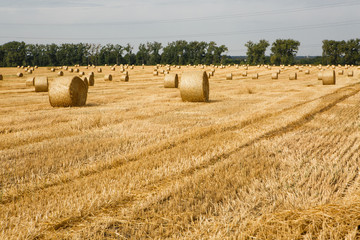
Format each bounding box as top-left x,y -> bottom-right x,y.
1,63 -> 359,107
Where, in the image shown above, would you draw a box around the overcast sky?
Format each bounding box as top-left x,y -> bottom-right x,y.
0,0 -> 359,56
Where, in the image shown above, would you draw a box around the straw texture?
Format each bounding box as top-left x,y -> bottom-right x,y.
34,76 -> 48,92
180,71 -> 209,102
48,76 -> 87,107
322,70 -> 336,85
164,73 -> 178,88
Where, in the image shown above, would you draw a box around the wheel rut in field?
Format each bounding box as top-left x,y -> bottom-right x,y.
4,84 -> 357,205
32,83 -> 360,238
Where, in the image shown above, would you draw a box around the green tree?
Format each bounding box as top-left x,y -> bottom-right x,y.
136,43 -> 150,65
342,39 -> 360,65
270,39 -> 300,65
147,42 -> 162,65
245,39 -> 269,65
2,41 -> 26,67
322,40 -> 345,65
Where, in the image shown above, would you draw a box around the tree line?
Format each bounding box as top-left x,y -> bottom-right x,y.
0,39 -> 358,67
0,41 -> 228,67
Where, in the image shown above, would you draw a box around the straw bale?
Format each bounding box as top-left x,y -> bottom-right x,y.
322,70 -> 336,85
34,76 -> 48,92
164,73 -> 178,88
180,71 -> 209,102
49,76 -> 87,107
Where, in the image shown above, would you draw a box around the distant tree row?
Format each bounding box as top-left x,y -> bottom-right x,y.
0,41 -> 228,67
322,39 -> 360,65
244,39 -> 301,65
242,38 -> 360,66
0,39 -> 359,67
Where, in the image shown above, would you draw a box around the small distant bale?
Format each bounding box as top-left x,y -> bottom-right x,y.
34,76 -> 48,92
242,71 -> 247,77
251,73 -> 259,79
322,70 -> 336,85
164,73 -> 178,88
79,71 -> 85,76
289,73 -> 297,80
180,71 -> 209,102
58,71 -> 64,76
26,77 -> 35,86
347,71 -> 354,77
48,76 -> 87,107
97,68 -> 102,73
305,70 -> 310,74
17,72 -> 23,77
88,74 -> 95,86
0,74 -> 2,80
69,68 -> 74,73
74,68 -> 79,73
153,71 -> 158,76
51,68 -> 55,72
111,67 -> 115,71
104,74 -> 112,81
226,73 -> 233,80
120,75 -> 129,82
28,69 -> 33,74
271,72 -> 278,79
338,70 -> 344,75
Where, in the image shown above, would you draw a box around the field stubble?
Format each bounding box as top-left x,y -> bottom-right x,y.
0,65 -> 360,239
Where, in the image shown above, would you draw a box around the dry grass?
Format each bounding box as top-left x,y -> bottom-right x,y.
0,65 -> 359,239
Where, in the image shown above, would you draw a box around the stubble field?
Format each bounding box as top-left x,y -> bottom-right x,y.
0,64 -> 360,239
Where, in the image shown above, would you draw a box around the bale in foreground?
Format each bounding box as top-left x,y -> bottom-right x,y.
48,76 -> 87,107
164,73 -> 178,88
180,71 -> 209,102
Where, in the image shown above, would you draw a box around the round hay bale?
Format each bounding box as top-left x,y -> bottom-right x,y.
164,73 -> 178,88
153,71 -> 158,76
69,68 -> 74,73
34,76 -> 48,92
347,71 -> 354,77
0,74 -> 2,80
251,73 -> 258,79
242,71 -> 247,77
104,74 -> 112,81
180,71 -> 209,102
75,68 -> 79,73
120,75 -> 129,82
111,67 -> 115,71
322,70 -> 336,85
88,74 -> 95,86
17,72 -> 23,77
79,71 -> 85,76
226,73 -> 233,80
82,77 -> 89,92
305,70 -> 310,74
26,77 -> 35,86
51,68 -> 55,72
318,72 -> 323,80
58,71 -> 64,76
289,72 -> 297,80
48,76 -> 87,107
271,72 -> 278,79
338,70 -> 344,75
97,68 -> 102,73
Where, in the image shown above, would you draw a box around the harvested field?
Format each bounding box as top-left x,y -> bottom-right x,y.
0,65 -> 360,239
